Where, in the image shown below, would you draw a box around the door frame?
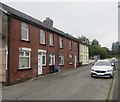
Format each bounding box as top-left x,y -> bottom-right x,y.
74,55 -> 77,68
38,49 -> 47,75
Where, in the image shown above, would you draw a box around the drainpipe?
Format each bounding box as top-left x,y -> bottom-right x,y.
78,42 -> 79,66
6,15 -> 10,85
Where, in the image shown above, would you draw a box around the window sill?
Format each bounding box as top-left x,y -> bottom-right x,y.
59,64 -> 64,66
49,65 -> 55,67
42,65 -> 47,67
69,63 -> 73,65
40,43 -> 46,46
21,39 -> 30,42
49,45 -> 54,47
17,68 -> 32,71
59,47 -> 63,49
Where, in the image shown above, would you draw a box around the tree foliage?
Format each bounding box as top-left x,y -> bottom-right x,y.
78,35 -> 89,45
111,41 -> 120,55
89,39 -> 108,59
91,39 -> 99,46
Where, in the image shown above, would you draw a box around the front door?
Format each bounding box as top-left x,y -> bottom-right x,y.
74,55 -> 77,68
38,55 -> 42,75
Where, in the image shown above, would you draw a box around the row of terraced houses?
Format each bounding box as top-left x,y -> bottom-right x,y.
0,3 -> 89,85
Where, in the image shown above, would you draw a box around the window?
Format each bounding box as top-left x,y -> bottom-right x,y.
49,33 -> 54,46
42,53 -> 46,65
84,46 -> 86,54
21,22 -> 29,41
40,29 -> 45,44
75,43 -> 77,51
38,52 -> 46,66
49,54 -> 55,65
81,45 -> 83,53
59,37 -> 63,48
69,41 -> 72,50
69,54 -> 73,64
59,55 -> 64,65
19,48 -> 31,69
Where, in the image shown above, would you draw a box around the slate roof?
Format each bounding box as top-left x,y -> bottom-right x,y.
1,2 -> 79,42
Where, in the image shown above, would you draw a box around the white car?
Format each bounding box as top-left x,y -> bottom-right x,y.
91,60 -> 114,78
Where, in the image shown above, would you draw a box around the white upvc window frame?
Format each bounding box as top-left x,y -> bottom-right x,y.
59,55 -> 64,65
49,33 -> 54,46
69,54 -> 73,64
19,48 -> 31,69
21,22 -> 29,41
59,36 -> 63,48
75,42 -> 77,51
81,44 -> 83,53
69,41 -> 72,50
38,52 -> 46,66
42,53 -> 46,66
40,29 -> 45,44
49,54 -> 55,65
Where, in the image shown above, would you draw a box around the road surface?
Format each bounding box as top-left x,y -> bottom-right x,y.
2,64 -> 113,100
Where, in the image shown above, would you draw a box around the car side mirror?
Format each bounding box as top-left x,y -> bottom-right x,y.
111,63 -> 115,66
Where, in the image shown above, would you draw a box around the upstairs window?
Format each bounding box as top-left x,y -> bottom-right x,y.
69,54 -> 73,64
21,22 -> 29,41
40,29 -> 45,44
69,41 -> 72,50
49,33 -> 54,46
59,36 -> 63,48
75,43 -> 78,51
59,55 -> 64,65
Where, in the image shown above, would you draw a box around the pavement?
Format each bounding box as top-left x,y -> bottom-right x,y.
112,60 -> 120,102
2,64 -> 114,100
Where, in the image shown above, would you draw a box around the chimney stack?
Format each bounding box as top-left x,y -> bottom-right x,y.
43,17 -> 53,27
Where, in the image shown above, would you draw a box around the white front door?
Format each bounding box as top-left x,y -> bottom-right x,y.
74,55 -> 77,68
38,55 -> 42,75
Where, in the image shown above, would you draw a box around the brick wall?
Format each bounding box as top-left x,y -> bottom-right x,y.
8,17 -> 79,84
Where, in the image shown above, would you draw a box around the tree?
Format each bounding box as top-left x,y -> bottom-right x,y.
100,47 -> 108,59
78,35 -> 89,45
111,41 -> 120,55
91,39 -> 99,46
89,39 -> 108,59
89,45 -> 101,58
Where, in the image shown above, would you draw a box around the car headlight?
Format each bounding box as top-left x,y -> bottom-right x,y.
107,70 -> 112,72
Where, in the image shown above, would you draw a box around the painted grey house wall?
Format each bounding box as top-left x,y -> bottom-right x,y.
0,5 -> 8,82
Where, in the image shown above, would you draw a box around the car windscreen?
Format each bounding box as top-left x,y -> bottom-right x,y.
94,61 -> 111,66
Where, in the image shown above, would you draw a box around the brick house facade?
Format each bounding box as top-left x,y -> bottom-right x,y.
0,3 -> 80,84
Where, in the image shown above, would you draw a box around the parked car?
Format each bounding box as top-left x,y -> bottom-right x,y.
91,60 -> 114,78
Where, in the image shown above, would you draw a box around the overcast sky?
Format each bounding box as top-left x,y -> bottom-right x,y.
4,2 -> 118,49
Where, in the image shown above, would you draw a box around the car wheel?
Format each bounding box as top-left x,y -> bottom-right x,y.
110,74 -> 113,78
91,74 -> 93,77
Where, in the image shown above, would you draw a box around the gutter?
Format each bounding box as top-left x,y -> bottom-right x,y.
0,3 -> 7,14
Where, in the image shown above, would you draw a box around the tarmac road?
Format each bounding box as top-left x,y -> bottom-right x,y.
2,64 -> 113,100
